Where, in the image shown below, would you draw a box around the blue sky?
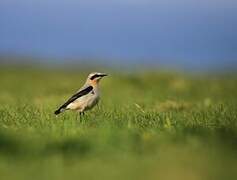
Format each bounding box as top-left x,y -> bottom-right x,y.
0,0 -> 237,69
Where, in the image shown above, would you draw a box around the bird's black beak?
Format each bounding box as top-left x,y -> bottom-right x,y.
100,73 -> 108,77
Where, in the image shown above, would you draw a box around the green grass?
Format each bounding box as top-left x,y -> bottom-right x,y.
0,67 -> 237,180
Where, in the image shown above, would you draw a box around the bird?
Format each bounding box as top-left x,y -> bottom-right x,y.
54,72 -> 108,116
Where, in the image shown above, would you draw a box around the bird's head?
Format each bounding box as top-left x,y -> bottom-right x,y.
87,72 -> 108,85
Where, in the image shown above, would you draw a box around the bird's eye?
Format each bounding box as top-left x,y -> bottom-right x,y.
90,74 -> 100,80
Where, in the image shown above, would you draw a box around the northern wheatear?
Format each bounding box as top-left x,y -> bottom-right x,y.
54,72 -> 108,115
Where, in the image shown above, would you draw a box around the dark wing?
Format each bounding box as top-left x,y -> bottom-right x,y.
54,86 -> 93,115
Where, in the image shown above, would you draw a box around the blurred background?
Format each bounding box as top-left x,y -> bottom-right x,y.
1,1 -> 237,180
0,0 -> 237,71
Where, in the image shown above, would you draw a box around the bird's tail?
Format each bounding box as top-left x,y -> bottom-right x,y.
54,107 -> 65,115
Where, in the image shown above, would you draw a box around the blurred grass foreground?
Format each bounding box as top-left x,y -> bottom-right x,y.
0,66 -> 237,180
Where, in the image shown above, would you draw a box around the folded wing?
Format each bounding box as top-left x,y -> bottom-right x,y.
54,86 -> 93,115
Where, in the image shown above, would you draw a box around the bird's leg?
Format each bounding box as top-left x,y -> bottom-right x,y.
76,111 -> 83,122
80,112 -> 85,116
78,112 -> 85,123
78,112 -> 82,122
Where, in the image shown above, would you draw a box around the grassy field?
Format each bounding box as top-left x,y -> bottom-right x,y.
0,67 -> 237,180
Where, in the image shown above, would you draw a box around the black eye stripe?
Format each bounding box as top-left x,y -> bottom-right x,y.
90,74 -> 101,80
